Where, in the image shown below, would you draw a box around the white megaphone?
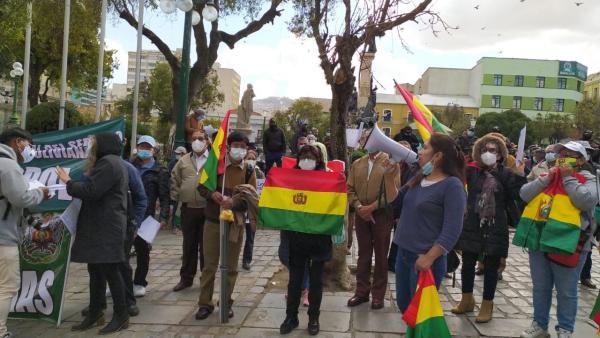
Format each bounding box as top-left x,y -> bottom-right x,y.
364,124 -> 418,164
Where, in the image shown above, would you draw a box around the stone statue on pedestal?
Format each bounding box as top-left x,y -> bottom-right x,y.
236,84 -> 255,129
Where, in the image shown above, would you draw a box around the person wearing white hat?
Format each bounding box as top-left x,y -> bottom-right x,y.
519,140 -> 598,338
131,135 -> 171,297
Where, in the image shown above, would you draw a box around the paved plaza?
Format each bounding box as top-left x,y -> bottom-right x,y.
8,229 -> 600,337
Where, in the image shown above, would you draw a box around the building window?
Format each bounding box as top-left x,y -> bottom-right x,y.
515,75 -> 524,87
493,74 -> 502,86
491,95 -> 501,108
536,76 -> 545,88
534,97 -> 544,110
577,81 -> 582,92
512,96 -> 522,109
558,77 -> 567,89
554,99 -> 564,112
383,109 -> 392,122
382,127 -> 391,137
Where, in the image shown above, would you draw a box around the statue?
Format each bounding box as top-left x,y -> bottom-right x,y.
236,84 -> 255,129
359,77 -> 377,128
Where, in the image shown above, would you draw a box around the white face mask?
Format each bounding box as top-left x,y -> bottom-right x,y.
175,154 -> 182,160
230,148 -> 247,161
299,158 -> 317,170
192,139 -> 206,153
481,152 -> 497,166
21,144 -> 36,163
245,160 -> 256,168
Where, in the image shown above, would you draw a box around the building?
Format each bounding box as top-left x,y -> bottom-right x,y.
126,50 -> 168,91
585,72 -> 600,100
212,62 -> 241,114
110,83 -> 128,101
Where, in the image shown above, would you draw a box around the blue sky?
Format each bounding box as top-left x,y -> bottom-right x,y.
105,0 -> 600,99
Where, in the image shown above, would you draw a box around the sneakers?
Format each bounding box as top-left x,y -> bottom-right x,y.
133,285 -> 146,298
520,321 -> 550,338
556,327 -> 572,338
302,289 -> 309,307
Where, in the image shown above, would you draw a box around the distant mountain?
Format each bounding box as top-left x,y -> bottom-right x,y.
253,96 -> 294,114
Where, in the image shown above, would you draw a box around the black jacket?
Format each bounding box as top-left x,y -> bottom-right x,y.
457,164 -> 526,257
132,157 -> 170,221
67,133 -> 128,264
263,127 -> 287,153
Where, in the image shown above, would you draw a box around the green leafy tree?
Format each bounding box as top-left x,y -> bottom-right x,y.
113,81 -> 153,123
434,104 -> 471,137
474,109 -> 532,144
272,99 -> 330,144
530,113 -> 576,144
26,101 -> 85,134
1,0 -> 117,107
111,0 -> 283,123
573,98 -> 600,136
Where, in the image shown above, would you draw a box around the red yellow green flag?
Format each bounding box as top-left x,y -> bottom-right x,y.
513,172 -> 584,254
199,110 -> 231,191
258,167 -> 347,235
590,291 -> 600,336
402,269 -> 451,338
394,81 -> 451,142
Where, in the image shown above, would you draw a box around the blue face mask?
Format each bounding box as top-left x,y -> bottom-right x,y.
545,152 -> 556,162
137,149 -> 153,160
422,161 -> 433,176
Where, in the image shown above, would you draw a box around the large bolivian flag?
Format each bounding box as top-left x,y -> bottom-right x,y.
258,167 -> 347,235
402,269 -> 451,338
513,171 -> 585,254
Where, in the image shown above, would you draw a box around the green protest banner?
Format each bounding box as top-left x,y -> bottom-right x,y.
8,118 -> 125,325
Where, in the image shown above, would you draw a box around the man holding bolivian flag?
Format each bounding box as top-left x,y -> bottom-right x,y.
514,141 -> 598,337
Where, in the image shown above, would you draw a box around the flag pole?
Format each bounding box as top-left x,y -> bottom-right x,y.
219,117 -> 231,324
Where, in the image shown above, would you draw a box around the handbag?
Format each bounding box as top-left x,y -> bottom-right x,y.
545,232 -> 586,268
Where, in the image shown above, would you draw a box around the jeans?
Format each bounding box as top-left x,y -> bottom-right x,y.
395,247 -> 446,313
0,246 -> 19,336
580,250 -> 593,280
133,236 -> 150,287
461,252 -> 501,300
279,231 -> 309,289
265,151 -> 284,175
88,263 -> 128,318
529,250 -> 587,333
243,223 -> 255,264
287,240 -> 325,318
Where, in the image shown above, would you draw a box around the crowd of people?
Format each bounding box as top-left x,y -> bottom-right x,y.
1,114 -> 600,338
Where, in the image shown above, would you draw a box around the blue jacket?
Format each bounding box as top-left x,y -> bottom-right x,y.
122,160 -> 148,227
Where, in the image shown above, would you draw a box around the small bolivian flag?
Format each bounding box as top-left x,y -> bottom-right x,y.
402,269 -> 451,338
258,167 -> 346,235
199,110 -> 231,191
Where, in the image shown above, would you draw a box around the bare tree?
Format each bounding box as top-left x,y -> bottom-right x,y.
290,0 -> 451,289
111,0 -> 283,121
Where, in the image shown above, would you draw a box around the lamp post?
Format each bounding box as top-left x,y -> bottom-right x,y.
159,0 -> 218,150
8,62 -> 24,126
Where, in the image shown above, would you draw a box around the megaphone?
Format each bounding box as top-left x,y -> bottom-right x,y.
364,124 -> 418,164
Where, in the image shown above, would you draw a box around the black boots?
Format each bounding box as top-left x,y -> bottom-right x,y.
71,312 -> 105,331
98,312 -> 130,335
308,315 -> 320,335
279,315 -> 299,334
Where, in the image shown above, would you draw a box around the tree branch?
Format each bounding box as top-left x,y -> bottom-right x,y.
219,0 -> 284,50
113,1 -> 180,71
310,0 -> 334,85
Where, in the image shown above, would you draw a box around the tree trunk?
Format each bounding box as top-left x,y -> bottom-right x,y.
322,69 -> 355,291
28,64 -> 44,108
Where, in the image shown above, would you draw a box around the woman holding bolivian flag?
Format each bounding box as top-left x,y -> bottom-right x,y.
515,141 -> 598,338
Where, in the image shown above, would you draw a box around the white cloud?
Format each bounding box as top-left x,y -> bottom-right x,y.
105,38 -> 128,84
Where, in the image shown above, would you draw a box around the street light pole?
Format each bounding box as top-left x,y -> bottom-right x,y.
11,79 -> 19,121
9,63 -> 24,126
58,0 -> 71,130
174,11 -> 193,150
95,0 -> 108,122
131,0 -> 144,156
20,1 -> 32,128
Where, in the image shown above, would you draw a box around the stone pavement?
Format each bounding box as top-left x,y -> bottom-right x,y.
7,229 -> 600,337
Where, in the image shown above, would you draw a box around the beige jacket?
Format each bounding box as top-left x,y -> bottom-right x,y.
170,153 -> 207,208
347,154 -> 401,209
527,161 -> 551,182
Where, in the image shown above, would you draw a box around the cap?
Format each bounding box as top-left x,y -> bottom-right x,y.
556,141 -> 588,161
174,146 -> 187,155
137,135 -> 157,148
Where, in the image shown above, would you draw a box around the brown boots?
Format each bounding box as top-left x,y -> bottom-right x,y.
475,300 -> 494,323
451,293 -> 475,314
452,294 -> 494,323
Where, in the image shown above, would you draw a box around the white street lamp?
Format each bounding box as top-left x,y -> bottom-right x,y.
202,1 -> 218,22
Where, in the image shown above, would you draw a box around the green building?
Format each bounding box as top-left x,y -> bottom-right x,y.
477,57 -> 586,117
413,57 -> 587,119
